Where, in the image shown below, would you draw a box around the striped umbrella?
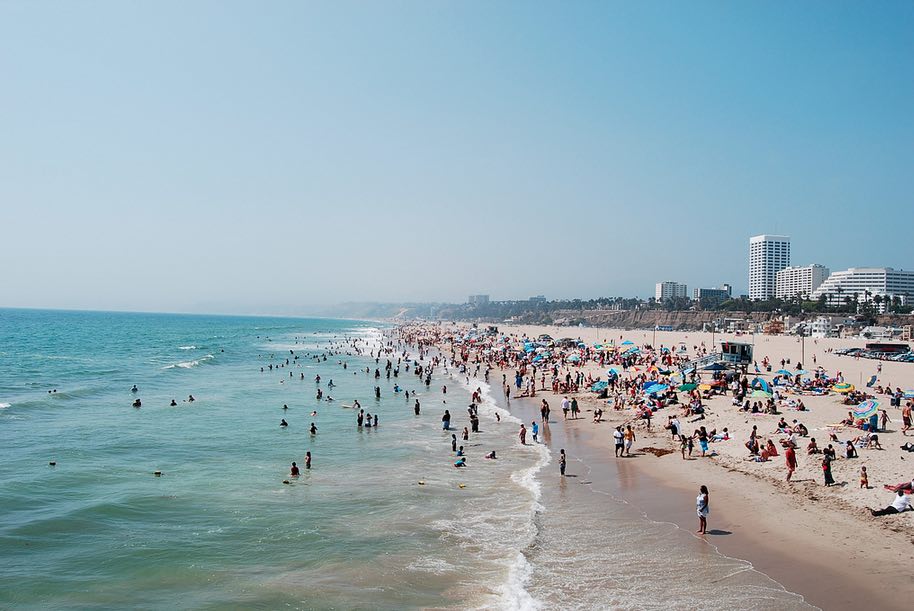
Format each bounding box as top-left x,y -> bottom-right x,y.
832,383 -> 855,394
853,399 -> 879,419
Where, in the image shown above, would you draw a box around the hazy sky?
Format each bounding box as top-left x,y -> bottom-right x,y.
2,1 -> 912,314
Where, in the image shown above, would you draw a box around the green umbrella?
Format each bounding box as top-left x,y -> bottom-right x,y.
678,383 -> 697,392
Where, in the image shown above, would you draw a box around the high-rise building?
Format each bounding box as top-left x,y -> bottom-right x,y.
749,235 -> 790,301
467,294 -> 490,306
811,268 -> 914,308
655,281 -> 688,302
775,264 -> 830,300
693,284 -> 732,307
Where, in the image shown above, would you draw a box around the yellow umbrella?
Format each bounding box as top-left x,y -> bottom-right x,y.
832,383 -> 855,394
699,384 -> 712,391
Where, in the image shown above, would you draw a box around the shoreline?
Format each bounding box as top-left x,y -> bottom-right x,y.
413,322 -> 914,610
500,389 -> 909,611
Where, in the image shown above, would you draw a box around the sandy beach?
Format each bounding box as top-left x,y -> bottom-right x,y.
403,322 -> 914,610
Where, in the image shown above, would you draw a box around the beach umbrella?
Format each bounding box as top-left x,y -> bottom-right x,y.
750,390 -> 772,398
832,383 -> 855,394
621,340 -> 634,346
645,384 -> 669,394
566,355 -> 581,362
776,369 -> 794,376
678,383 -> 697,392
698,384 -> 712,391
904,390 -> 914,399
853,399 -> 879,419
608,367 -> 621,376
795,370 -> 808,375
591,381 -> 609,392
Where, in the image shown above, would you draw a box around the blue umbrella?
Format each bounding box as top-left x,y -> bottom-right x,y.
621,340 -> 634,346
591,381 -> 608,392
608,367 -> 621,376
776,369 -> 794,376
645,383 -> 669,394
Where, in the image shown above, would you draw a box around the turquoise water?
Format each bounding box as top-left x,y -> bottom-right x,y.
0,310 -> 543,609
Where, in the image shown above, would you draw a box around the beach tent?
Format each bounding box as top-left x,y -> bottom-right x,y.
751,378 -> 771,393
750,390 -> 772,398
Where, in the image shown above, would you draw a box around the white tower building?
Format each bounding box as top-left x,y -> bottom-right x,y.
749,235 -> 790,301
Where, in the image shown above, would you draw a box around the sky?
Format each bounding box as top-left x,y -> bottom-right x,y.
1,1 -> 912,314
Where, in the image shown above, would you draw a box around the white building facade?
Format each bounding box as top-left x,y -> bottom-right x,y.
775,264 -> 830,300
655,281 -> 688,302
811,268 -> 914,309
749,235 -> 791,301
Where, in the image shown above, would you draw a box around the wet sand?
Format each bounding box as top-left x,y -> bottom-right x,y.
500,390 -> 911,611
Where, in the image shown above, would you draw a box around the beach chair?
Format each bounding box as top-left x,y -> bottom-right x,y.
865,375 -> 876,388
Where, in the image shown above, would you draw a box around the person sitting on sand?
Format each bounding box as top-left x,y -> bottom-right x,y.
845,440 -> 858,459
869,490 -> 912,517
711,428 -> 729,442
765,439 -> 779,457
807,438 -> 820,454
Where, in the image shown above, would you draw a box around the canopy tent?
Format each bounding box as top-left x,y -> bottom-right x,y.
702,363 -> 729,371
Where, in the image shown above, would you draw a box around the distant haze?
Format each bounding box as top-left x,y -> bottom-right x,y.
2,2 -> 912,315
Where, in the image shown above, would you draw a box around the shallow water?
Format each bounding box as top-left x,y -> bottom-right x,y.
0,310 -> 540,609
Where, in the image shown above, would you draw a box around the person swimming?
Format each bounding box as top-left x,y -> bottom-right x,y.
132,398 -> 141,408
131,385 -> 138,393
454,457 -> 466,468
280,419 -> 288,427
170,399 -> 177,406
188,394 -> 195,402
310,422 -> 317,434
290,462 -> 300,476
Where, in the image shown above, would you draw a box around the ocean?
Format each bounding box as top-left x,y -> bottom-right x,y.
0,309 -> 812,610
0,309 -> 545,609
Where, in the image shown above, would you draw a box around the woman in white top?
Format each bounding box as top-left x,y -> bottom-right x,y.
696,485 -> 710,534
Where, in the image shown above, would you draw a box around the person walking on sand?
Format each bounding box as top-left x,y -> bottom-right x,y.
696,485 -> 709,534
559,449 -> 566,476
519,424 -> 527,445
623,425 -> 635,456
570,397 -> 580,419
902,402 -> 912,436
785,444 -> 797,482
561,396 -> 570,419
613,426 -> 624,458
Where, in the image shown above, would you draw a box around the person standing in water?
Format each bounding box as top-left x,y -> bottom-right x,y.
559,449 -> 566,476
696,485 -> 709,534
305,451 -> 311,469
290,462 -> 300,476
531,421 -> 539,443
519,424 -> 527,445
